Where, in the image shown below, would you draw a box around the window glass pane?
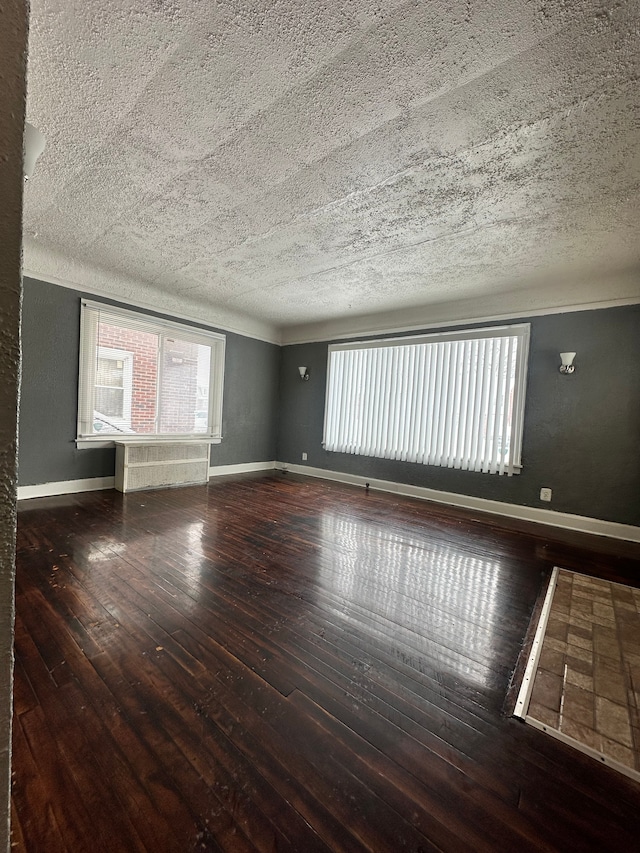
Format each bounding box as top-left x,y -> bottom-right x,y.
79,302 -> 225,441
95,387 -> 124,418
96,322 -> 158,435
158,339 -> 211,434
97,357 -> 124,388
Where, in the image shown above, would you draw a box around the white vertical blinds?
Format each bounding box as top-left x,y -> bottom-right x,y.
322,325 -> 530,475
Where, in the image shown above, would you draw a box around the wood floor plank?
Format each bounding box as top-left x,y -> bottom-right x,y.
11,715 -> 69,853
12,472 -> 640,851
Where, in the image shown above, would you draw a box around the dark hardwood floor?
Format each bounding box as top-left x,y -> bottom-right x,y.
11,472 -> 640,852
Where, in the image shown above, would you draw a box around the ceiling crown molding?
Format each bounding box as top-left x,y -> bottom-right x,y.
281,265 -> 640,345
22,240 -> 282,345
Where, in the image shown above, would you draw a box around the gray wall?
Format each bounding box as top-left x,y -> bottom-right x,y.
19,277 -> 280,486
19,274 -> 640,527
278,306 -> 640,527
1,2 -> 28,849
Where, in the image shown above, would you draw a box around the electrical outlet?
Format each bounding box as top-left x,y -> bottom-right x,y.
302,452 -> 307,461
540,487 -> 552,502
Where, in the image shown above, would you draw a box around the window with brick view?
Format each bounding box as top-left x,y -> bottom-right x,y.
78,301 -> 225,443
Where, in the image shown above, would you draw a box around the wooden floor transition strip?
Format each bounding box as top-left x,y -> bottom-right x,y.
515,567 -> 640,783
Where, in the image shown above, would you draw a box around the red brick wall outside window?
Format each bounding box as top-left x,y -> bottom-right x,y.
97,324 -> 202,434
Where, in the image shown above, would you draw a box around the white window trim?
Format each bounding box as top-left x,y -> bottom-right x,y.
323,323 -> 530,475
77,300 -> 225,448
95,346 -> 133,430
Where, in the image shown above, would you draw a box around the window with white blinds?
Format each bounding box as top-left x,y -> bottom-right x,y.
323,324 -> 530,475
77,300 -> 225,444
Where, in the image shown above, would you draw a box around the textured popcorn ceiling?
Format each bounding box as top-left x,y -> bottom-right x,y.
24,0 -> 640,342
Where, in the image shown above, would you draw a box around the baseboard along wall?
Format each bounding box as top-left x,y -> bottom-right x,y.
16,460 -> 640,544
277,462 -> 640,544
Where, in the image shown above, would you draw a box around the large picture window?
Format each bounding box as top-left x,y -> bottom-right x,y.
323,324 -> 530,476
78,301 -> 225,444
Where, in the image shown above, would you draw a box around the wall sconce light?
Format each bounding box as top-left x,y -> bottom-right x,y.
298,366 -> 309,381
24,122 -> 46,181
559,352 -> 576,374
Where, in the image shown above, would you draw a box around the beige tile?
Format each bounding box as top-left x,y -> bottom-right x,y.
545,637 -> 568,654
571,574 -> 595,586
538,645 -> 565,676
611,585 -> 635,603
563,683 -> 594,714
565,668 -> 594,692
595,655 -> 623,677
546,618 -> 569,642
595,697 -> 633,748
575,572 -> 607,586
565,644 -> 592,664
584,589 -> 613,613
590,614 -> 617,629
593,637 -> 622,660
531,669 -> 563,713
593,624 -> 617,641
567,615 -> 596,631
561,693 -> 594,728
528,701 -> 559,729
569,599 -> 593,617
528,572 -> 640,779
567,633 -> 593,651
570,592 -> 594,606
566,622 -> 592,639
595,672 -> 627,705
566,654 -> 593,677
620,617 -> 640,633
600,736 -> 636,770
552,604 -> 571,620
620,640 -> 640,659
560,717 -> 602,751
612,600 -> 636,613
570,584 -> 595,595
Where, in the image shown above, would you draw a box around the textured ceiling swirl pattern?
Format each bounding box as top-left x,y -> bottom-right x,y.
24,0 -> 640,341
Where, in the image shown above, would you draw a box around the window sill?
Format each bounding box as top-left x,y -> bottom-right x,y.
76,436 -> 222,450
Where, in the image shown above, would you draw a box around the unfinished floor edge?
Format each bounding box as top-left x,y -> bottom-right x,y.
525,715 -> 640,784
514,566 -> 559,718
514,567 -> 640,783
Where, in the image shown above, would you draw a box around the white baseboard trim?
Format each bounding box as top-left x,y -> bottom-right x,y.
17,463 -> 277,500
276,462 -> 640,543
18,476 -> 116,501
17,462 -> 640,543
208,461 -> 276,478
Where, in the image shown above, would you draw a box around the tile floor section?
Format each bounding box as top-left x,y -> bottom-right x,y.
528,569 -> 640,774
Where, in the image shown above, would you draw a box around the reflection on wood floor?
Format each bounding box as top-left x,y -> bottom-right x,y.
11,472 -> 640,851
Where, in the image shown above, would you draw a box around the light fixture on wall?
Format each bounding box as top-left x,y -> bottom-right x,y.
24,122 -> 46,181
298,366 -> 309,381
559,352 -> 576,374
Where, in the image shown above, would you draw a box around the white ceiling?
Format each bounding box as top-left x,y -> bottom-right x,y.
24,0 -> 640,343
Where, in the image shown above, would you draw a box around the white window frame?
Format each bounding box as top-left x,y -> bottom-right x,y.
77,300 -> 225,448
322,324 -> 530,476
95,346 -> 133,430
